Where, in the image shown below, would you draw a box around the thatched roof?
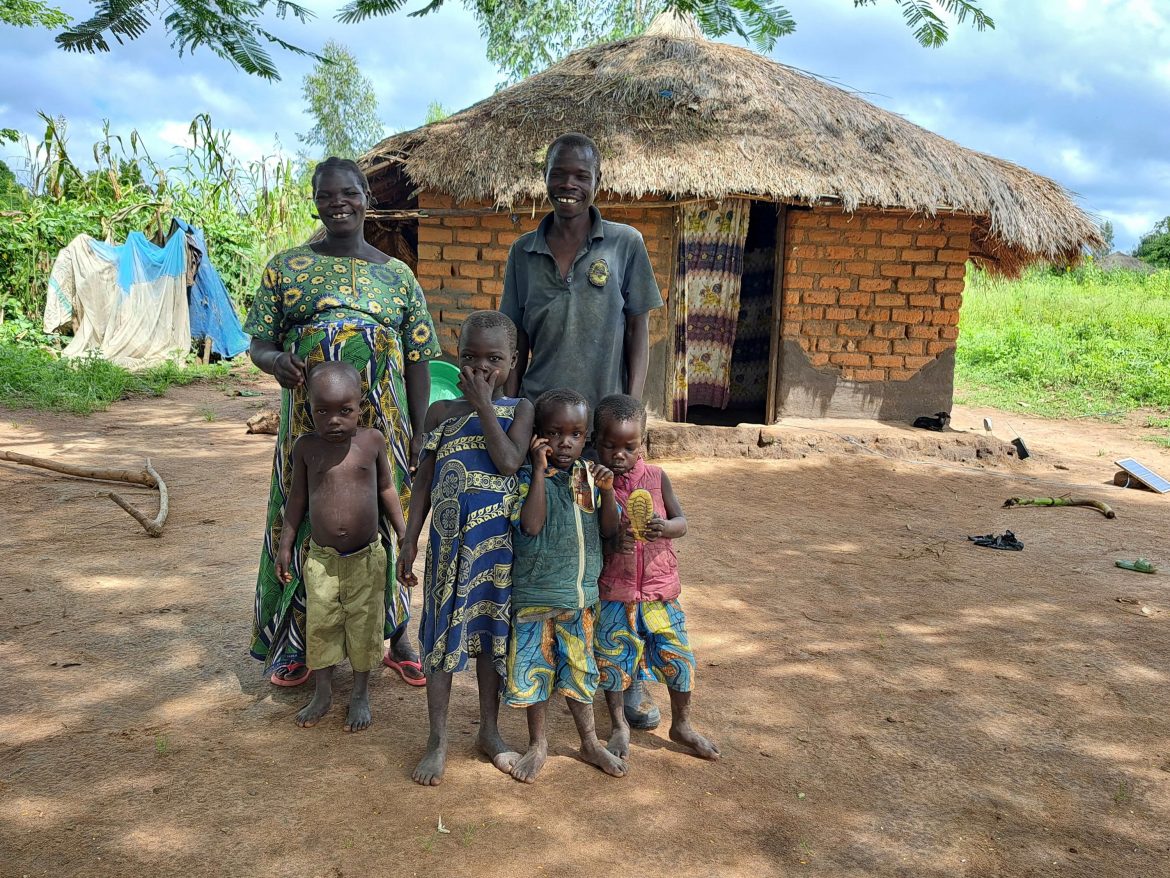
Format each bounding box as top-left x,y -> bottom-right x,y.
361,12 -> 1100,271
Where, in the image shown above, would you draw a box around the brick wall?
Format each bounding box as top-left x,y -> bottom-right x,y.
782,209 -> 972,382
414,193 -> 675,357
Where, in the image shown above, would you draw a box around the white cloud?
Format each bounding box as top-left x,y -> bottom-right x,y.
1106,210 -> 1160,240
1058,146 -> 1099,183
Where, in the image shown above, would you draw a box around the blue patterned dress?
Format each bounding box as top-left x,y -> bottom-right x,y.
418,399 -> 520,676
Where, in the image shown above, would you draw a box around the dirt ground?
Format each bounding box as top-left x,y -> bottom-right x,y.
2,378 -> 1169,878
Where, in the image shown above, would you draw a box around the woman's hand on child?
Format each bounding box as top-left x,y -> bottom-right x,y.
588,461 -> 615,492
459,366 -> 498,410
529,435 -> 551,469
273,351 -> 307,389
396,542 -> 418,588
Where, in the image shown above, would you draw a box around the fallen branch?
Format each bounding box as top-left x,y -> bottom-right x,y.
0,449 -> 157,486
97,460 -> 169,537
1,449 -> 168,536
1003,496 -> 1115,519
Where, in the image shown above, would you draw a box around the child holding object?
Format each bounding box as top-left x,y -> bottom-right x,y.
276,361 -> 407,733
397,311 -> 534,786
504,388 -> 625,783
592,393 -> 719,761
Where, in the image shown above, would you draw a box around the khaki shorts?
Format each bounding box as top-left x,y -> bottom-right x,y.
305,537 -> 387,672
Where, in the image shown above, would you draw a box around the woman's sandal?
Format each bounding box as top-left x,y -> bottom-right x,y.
269,662 -> 311,687
383,655 -> 427,687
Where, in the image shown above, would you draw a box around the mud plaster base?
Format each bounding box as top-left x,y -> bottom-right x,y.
777,340 -> 955,421
646,418 -> 1022,465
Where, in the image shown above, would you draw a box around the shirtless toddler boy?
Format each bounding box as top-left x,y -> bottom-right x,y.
277,361 -> 407,732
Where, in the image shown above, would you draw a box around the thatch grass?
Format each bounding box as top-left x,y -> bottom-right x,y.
362,12 -> 1099,274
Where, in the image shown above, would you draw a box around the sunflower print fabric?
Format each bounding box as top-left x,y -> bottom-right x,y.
244,245 -> 441,364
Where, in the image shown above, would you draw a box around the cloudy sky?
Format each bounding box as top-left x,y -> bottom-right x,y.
2,0 -> 1167,250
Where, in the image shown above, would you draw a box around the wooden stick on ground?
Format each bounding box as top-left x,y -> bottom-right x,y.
0,449 -> 157,486
1003,496 -> 1116,519
1,449 -> 169,535
98,461 -> 169,537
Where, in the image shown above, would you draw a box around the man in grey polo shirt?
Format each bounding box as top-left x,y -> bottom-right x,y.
501,132 -> 665,731
501,132 -> 663,412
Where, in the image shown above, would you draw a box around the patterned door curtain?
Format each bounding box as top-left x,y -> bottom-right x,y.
672,199 -> 751,419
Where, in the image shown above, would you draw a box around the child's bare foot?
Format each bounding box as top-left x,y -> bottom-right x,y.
476,728 -> 520,774
344,691 -> 372,732
510,740 -> 548,784
606,725 -> 630,760
295,692 -> 331,728
412,735 -> 447,786
582,739 -> 628,777
669,721 -> 720,760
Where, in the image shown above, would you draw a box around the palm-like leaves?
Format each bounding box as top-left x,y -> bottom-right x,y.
57,0 -> 320,79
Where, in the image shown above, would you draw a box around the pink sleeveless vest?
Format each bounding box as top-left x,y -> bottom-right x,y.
598,458 -> 681,603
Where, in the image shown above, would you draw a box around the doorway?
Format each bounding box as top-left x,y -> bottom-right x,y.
682,199 -> 778,426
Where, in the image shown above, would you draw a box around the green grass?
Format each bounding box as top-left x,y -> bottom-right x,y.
955,265 -> 1170,418
0,342 -> 234,414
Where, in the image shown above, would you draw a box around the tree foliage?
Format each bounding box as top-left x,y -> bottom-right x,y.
1134,217 -> 1170,269
465,1 -> 794,82
0,160 -> 29,210
53,0 -> 993,81
1091,219 -> 1114,260
0,0 -> 69,28
299,41 -> 385,160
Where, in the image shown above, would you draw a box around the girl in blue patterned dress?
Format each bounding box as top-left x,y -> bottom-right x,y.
397,311 -> 534,786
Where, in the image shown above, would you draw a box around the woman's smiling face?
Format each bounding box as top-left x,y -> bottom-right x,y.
313,168 -> 367,236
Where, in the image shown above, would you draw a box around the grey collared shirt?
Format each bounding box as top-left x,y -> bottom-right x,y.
501,206 -> 663,411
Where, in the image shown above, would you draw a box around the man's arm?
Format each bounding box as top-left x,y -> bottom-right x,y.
623,311 -> 650,402
501,244 -> 527,398
509,328 -> 530,398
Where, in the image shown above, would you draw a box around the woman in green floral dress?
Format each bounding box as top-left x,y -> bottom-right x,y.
244,158 -> 441,686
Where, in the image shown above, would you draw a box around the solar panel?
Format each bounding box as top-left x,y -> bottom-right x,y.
1115,458 -> 1170,494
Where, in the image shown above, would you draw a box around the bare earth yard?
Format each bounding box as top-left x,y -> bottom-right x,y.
2,380 -> 1169,877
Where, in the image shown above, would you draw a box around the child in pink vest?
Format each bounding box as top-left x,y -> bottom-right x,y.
593,394 -> 720,762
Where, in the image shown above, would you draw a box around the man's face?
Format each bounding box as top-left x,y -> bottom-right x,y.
545,145 -> 599,221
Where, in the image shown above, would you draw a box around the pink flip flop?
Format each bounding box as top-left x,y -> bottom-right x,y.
269,662 -> 311,687
383,656 -> 427,687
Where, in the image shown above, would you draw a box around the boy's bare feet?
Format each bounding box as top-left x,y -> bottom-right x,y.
476,728 -> 520,774
510,740 -> 548,784
413,735 -> 447,785
669,721 -> 720,760
582,739 -> 628,777
344,691 -> 372,732
605,724 -> 630,760
295,691 -> 331,727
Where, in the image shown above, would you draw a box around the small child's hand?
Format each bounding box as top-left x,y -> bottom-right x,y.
529,435 -> 551,469
644,515 -> 667,541
396,541 -> 418,588
588,461 -> 614,491
618,524 -> 637,554
458,366 -> 498,410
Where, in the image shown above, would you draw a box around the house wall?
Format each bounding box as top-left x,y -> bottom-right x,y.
777,208 -> 972,420
413,193 -> 676,415
408,193 -> 973,423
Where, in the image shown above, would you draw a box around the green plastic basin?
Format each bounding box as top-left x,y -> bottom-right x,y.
429,360 -> 463,404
